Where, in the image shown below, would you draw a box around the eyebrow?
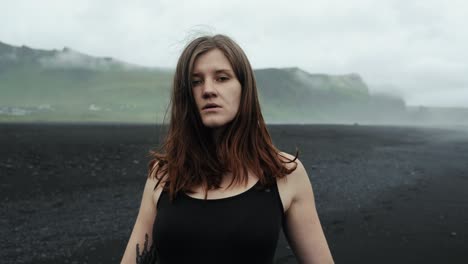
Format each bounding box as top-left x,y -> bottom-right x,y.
192,69 -> 234,76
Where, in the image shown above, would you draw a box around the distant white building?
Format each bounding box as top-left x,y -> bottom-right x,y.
38,104 -> 54,110
88,104 -> 101,111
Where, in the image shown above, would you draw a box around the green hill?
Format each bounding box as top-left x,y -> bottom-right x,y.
0,41 -> 173,123
0,40 -> 426,124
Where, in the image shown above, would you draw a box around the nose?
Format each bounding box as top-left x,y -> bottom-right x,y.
202,79 -> 217,99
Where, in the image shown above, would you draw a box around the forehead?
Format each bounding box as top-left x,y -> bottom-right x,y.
192,48 -> 233,74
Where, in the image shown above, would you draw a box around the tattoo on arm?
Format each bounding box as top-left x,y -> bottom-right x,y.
136,233 -> 158,264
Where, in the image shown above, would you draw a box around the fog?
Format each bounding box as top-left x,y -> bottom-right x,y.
1,0 -> 467,108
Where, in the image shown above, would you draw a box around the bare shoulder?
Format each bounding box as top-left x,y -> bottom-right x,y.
276,151 -> 310,211
147,161 -> 168,207
278,151 -> 300,165
277,153 -> 333,263
278,151 -> 305,177
278,151 -> 314,201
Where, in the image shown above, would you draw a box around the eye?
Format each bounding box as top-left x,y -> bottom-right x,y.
191,79 -> 202,86
217,75 -> 230,82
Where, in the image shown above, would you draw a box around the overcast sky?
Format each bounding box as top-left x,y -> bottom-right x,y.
2,0 -> 467,107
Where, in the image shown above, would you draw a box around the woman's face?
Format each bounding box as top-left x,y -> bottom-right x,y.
191,48 -> 242,129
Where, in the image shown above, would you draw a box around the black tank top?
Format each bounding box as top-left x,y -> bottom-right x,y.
152,179 -> 285,264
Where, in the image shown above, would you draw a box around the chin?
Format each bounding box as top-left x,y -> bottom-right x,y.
202,117 -> 233,128
202,121 -> 227,128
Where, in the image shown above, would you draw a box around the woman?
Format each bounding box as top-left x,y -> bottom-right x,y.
121,34 -> 334,264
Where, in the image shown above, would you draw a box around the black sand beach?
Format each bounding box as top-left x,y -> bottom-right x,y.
1,123 -> 468,263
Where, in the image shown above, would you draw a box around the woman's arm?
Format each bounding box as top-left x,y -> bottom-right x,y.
283,159 -> 334,264
121,172 -> 162,264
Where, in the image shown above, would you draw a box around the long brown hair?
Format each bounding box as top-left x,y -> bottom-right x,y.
147,34 -> 298,201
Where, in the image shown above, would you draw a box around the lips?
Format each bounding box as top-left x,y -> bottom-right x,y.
202,103 -> 221,110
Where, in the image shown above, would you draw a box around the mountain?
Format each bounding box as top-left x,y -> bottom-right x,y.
0,41 -> 152,71
255,67 -> 374,122
1,40 -> 465,125
0,41 -> 173,123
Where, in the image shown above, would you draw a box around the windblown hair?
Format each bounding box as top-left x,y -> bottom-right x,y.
147,34 -> 298,201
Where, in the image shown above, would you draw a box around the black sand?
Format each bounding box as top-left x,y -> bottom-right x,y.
1,123 -> 468,263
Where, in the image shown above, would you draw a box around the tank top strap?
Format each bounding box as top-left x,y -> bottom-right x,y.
269,178 -> 286,226
156,180 -> 170,210
253,178 -> 286,226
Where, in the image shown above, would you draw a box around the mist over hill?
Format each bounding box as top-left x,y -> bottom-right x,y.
0,41 -> 466,126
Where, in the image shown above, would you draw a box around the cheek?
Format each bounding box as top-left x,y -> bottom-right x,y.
229,91 -> 242,114
229,82 -> 242,102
